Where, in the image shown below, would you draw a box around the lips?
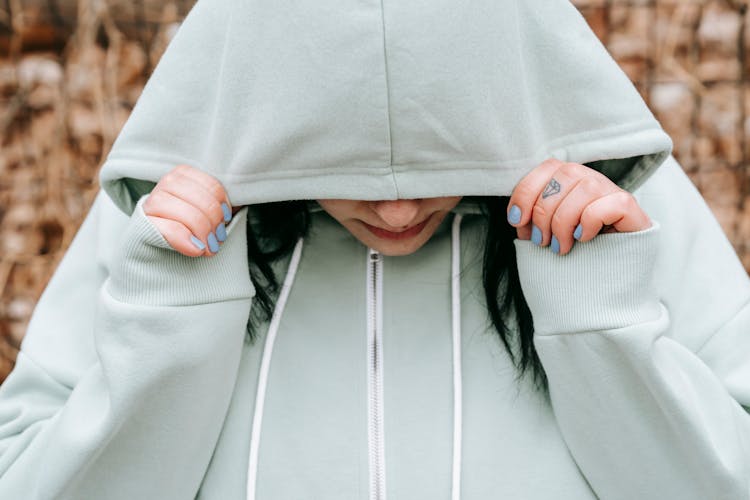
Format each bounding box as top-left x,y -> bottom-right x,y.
363,218 -> 429,240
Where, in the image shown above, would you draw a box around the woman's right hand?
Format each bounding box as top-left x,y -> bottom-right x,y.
142,165 -> 234,257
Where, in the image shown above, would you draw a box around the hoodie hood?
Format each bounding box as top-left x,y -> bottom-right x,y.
100,0 -> 672,214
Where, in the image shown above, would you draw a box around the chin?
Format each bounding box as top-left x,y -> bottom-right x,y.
360,233 -> 431,256
356,219 -> 444,256
372,244 -> 423,257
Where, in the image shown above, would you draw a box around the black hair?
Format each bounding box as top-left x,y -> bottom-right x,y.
245,196 -> 546,391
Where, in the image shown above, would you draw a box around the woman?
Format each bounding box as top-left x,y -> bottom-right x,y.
0,0 -> 748,498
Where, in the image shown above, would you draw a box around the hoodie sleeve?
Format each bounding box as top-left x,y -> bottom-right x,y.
514,157 -> 750,500
0,192 -> 254,499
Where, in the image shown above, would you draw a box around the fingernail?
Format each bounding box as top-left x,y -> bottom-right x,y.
221,203 -> 232,223
207,232 -> 220,253
508,205 -> 522,225
216,222 -> 227,242
190,235 -> 206,251
574,224 -> 583,240
551,235 -> 560,254
531,225 -> 542,246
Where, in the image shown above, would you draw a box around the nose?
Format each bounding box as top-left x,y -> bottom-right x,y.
371,199 -> 421,229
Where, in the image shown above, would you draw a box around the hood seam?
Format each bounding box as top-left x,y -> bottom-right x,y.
105,119 -> 667,174
204,0 -> 235,164
511,0 -> 542,148
378,0 -> 399,198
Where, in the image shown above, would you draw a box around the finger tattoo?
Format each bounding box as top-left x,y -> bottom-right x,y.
542,178 -> 561,199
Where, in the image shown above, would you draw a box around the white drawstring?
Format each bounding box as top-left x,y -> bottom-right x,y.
244,220 -> 463,498
246,238 -> 304,500
451,214 -> 463,500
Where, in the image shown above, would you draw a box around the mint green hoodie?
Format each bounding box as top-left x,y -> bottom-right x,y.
1,0 -> 749,499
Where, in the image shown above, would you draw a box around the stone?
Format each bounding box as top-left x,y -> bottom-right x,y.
650,83 -> 695,167
64,46 -> 106,102
0,62 -> 19,97
696,83 -> 742,167
6,322 -> 28,351
5,297 -> 35,322
692,136 -> 716,165
577,6 -> 608,42
117,41 -> 148,90
26,84 -> 60,110
11,55 -> 63,110
738,202 -> 750,252
17,55 -> 62,86
689,166 -> 743,209
68,103 -> 101,141
711,204 -> 739,239
654,3 -> 702,83
697,1 -> 742,82
0,203 -> 44,256
608,5 -> 653,83
28,111 -> 59,154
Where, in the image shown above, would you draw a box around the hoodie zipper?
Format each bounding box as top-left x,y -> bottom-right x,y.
367,249 -> 386,500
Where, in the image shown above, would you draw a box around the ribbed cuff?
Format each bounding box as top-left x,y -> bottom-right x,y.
514,223 -> 662,336
106,197 -> 255,306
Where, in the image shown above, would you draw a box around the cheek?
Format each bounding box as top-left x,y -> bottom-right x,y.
439,196 -> 463,212
316,200 -> 363,222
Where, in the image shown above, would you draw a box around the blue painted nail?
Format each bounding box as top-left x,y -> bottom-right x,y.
574,224 -> 583,240
221,203 -> 232,223
190,235 -> 206,251
216,222 -> 227,242
551,235 -> 560,254
508,205 -> 522,225
531,226 -> 542,246
207,232 -> 220,253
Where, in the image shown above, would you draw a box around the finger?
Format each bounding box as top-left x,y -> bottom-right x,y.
148,216 -> 207,257
143,190 -> 219,254
507,158 -> 565,228
549,176 -> 618,255
171,165 -> 233,222
579,191 -> 651,240
529,162 -> 595,247
158,170 -> 227,239
516,223 -> 532,241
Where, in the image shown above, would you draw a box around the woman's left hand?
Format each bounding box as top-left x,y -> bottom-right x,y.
506,158 -> 651,255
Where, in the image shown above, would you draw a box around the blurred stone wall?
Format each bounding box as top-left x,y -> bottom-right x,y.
575,0 -> 750,270
0,0 -> 748,381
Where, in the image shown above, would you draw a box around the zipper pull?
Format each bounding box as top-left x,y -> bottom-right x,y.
369,249 -> 380,262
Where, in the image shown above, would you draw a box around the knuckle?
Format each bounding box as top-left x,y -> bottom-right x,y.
198,174 -> 224,199
558,163 -> 578,177
157,173 -> 172,186
550,211 -> 568,232
559,162 -> 585,178
531,204 -> 549,221
174,164 -> 193,174
580,176 -> 601,192
161,170 -> 182,187
540,158 -> 564,170
142,197 -> 155,214
580,204 -> 596,222
209,181 -> 226,201
146,189 -> 167,206
190,215 -> 212,237
614,190 -> 635,210
591,168 -> 612,183
206,199 -> 222,219
511,183 -> 537,203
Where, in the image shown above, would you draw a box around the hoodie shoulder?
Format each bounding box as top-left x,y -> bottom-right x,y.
635,156 -> 750,351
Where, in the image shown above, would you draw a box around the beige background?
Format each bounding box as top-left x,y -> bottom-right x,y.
0,0 -> 748,381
